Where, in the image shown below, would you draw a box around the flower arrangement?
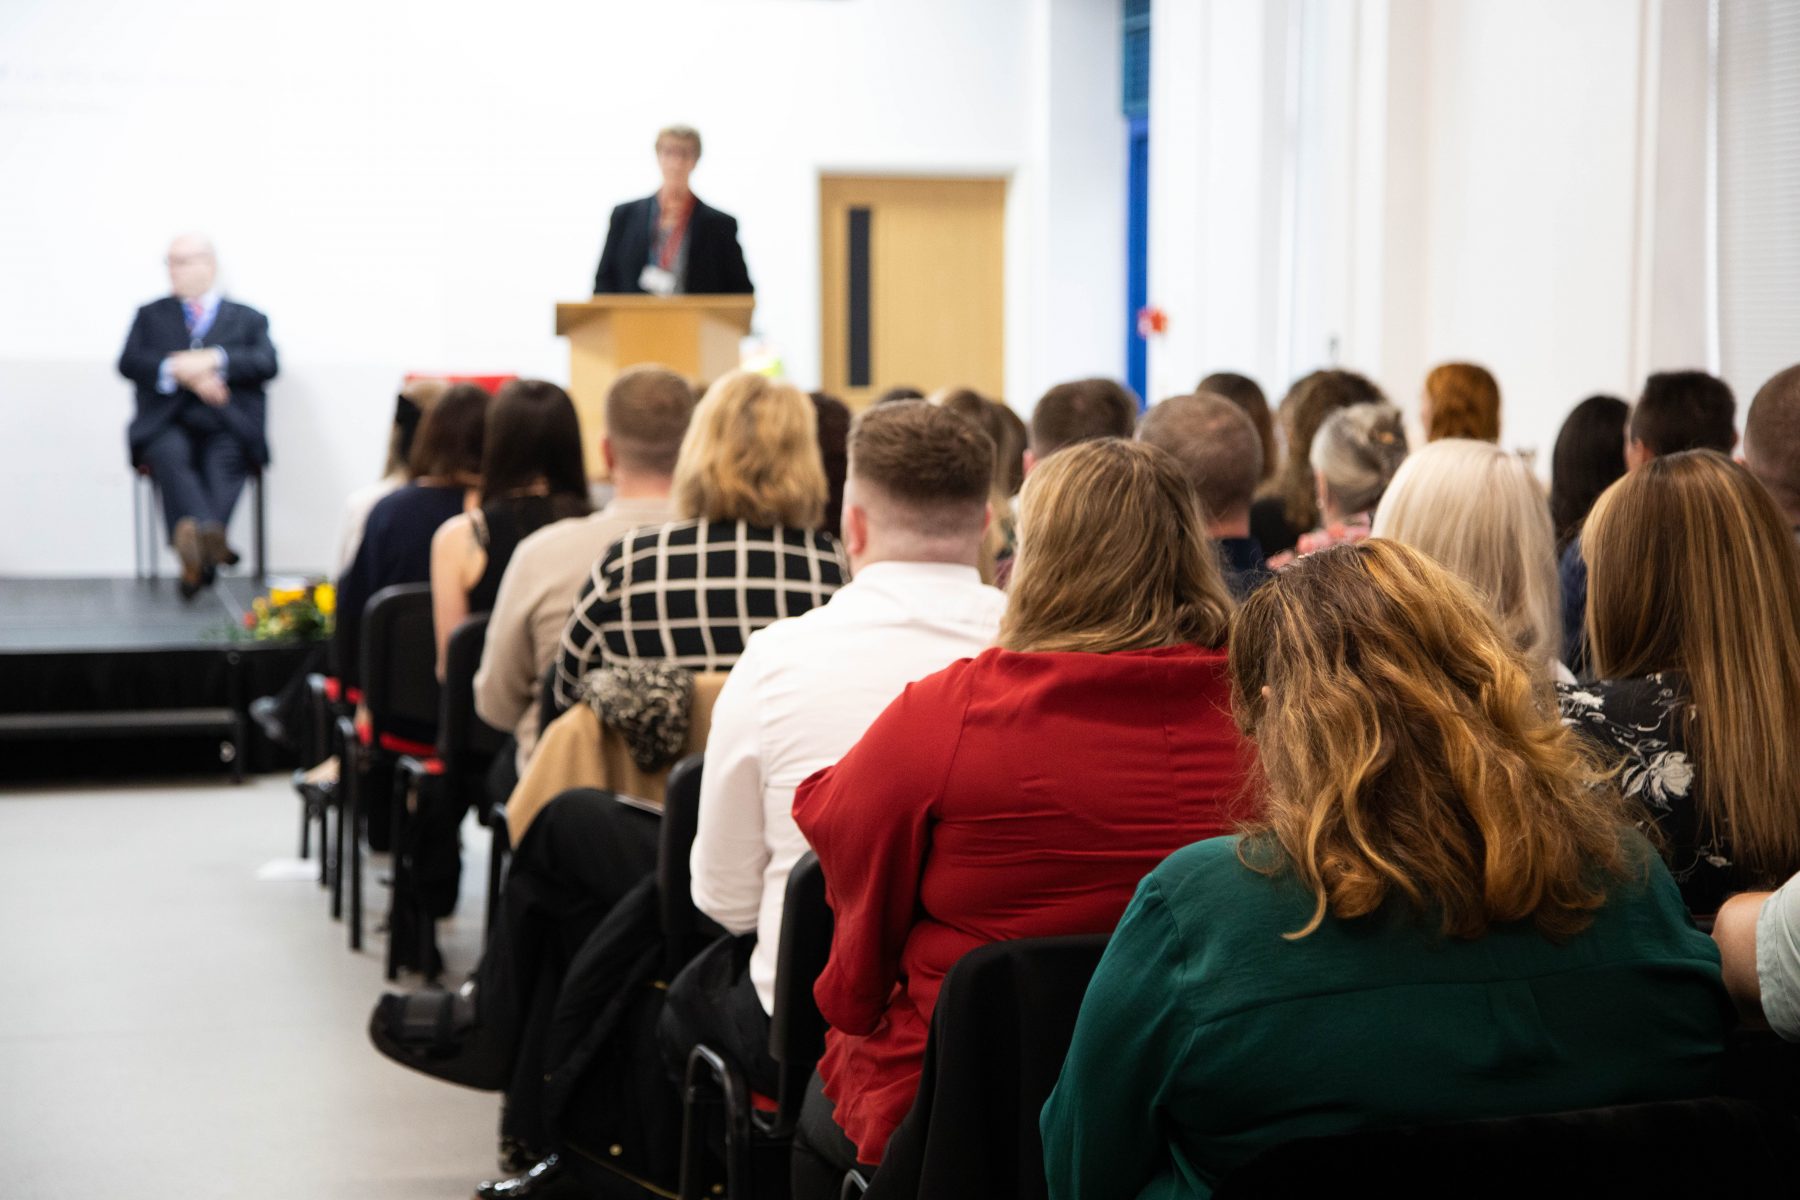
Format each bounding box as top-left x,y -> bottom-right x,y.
239,581 -> 336,642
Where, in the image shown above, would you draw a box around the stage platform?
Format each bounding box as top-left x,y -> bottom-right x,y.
0,576 -> 317,784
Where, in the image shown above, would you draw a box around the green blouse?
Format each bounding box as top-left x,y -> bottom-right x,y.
1040,834 -> 1730,1200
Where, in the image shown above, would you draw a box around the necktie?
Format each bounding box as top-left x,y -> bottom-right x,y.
185,300 -> 204,334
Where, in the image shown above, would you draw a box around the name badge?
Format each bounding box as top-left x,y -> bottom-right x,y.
639,265 -> 678,296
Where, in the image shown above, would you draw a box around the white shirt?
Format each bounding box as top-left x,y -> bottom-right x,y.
336,475 -> 405,574
689,560 -> 1006,1014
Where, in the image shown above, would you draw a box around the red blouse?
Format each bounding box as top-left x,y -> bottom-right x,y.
791,642 -> 1256,1163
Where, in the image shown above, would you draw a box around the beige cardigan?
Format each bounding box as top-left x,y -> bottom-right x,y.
504,671 -> 727,845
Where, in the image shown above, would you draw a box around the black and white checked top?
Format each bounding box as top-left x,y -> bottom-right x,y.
550,518 -> 849,715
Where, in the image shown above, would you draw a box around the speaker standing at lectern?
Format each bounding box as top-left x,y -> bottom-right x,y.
593,125 -> 753,296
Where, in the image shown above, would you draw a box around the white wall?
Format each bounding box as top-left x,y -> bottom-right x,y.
0,0 -> 1129,575
1146,0 -> 1712,468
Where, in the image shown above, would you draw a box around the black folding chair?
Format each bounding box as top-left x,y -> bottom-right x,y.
343,583 -> 439,954
680,850 -> 834,1200
854,933 -> 1110,1200
1212,1095 -> 1800,1197
388,613 -> 508,979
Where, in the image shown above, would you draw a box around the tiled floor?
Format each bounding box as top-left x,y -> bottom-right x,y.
0,774 -> 499,1198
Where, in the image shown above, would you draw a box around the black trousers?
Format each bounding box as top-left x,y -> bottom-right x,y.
472,789 -> 660,1151
657,933 -> 780,1098
792,1071 -> 877,1200
138,415 -> 249,540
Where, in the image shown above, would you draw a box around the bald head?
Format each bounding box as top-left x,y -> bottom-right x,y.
1136,391 -> 1264,533
1746,364 -> 1800,526
166,234 -> 217,300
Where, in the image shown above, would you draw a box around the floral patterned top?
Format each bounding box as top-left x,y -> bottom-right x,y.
1557,672 -> 1736,915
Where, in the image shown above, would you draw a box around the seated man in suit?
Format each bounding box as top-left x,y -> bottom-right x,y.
593,125 -> 753,296
117,234 -> 279,596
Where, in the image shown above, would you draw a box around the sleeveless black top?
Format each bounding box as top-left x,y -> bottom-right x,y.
467,494 -> 578,614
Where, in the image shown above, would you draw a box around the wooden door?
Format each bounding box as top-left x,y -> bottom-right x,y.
819,175 -> 1007,408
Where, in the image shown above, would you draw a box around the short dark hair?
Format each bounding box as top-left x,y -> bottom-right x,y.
1549,394 -> 1630,552
1030,378 -> 1140,457
408,382 -> 490,480
1745,364 -> 1800,520
811,391 -> 853,538
1197,371 -> 1276,483
875,385 -> 926,406
480,380 -> 592,515
849,400 -> 993,528
1138,393 -> 1264,523
1630,370 -> 1737,457
606,365 -> 696,475
933,388 -> 1027,497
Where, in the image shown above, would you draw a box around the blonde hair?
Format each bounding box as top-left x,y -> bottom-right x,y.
1372,439 -> 1562,671
1310,402 -> 1409,517
1424,361 -> 1502,442
1584,449 -> 1800,886
672,371 -> 827,529
655,124 -> 702,157
999,439 -> 1234,654
1231,539 -> 1634,941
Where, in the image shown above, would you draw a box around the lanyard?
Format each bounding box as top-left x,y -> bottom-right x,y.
658,198 -> 693,271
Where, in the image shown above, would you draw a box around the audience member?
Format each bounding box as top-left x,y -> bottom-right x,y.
811,391 -> 852,539
932,385 -> 1029,579
1137,392 -> 1272,598
661,400 -> 1005,1104
1249,368 -> 1385,556
1421,360 -> 1502,442
335,382 -> 489,712
1025,377 -> 1140,470
1373,438 -> 1568,680
1562,449 -> 1800,916
337,378 -> 448,573
1549,393 -> 1630,555
1043,540 -> 1728,1199
874,385 -> 926,405
789,438 -> 1252,1191
1560,371 -> 1738,677
548,370 -> 847,720
1712,874 -> 1800,1037
430,380 -> 591,677
1198,370 -> 1277,484
473,367 -> 692,778
1268,401 -> 1408,566
1743,364 -> 1800,536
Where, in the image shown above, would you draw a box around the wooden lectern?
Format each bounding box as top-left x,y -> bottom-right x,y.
555,295 -> 755,477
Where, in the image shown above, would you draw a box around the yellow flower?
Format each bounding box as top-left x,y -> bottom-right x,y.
270,587 -> 305,606
253,597 -> 269,614
313,583 -> 336,615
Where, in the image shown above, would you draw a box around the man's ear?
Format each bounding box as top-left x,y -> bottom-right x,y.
1022,448 -> 1038,477
601,437 -> 617,475
1625,436 -> 1653,472
843,502 -> 870,557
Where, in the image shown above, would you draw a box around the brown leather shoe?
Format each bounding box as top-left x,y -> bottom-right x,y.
200,522 -> 240,569
173,517 -> 206,598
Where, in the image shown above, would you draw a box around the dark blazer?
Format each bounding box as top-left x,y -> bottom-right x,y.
592,194 -> 753,295
117,296 -> 279,466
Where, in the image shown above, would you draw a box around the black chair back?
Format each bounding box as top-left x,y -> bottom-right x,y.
658,754 -> 711,944
865,933 -> 1110,1200
1212,1095 -> 1800,1198
438,613 -> 507,779
768,851 -> 832,1130
359,583 -> 438,737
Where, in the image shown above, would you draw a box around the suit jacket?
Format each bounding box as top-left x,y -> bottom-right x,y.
117,296 -> 279,466
593,194 -> 753,295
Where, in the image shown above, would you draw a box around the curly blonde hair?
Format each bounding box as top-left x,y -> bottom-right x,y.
1230,539 -> 1634,941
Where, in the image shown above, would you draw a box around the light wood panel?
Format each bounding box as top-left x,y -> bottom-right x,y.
554,295 -> 753,477
819,175 -> 1007,408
